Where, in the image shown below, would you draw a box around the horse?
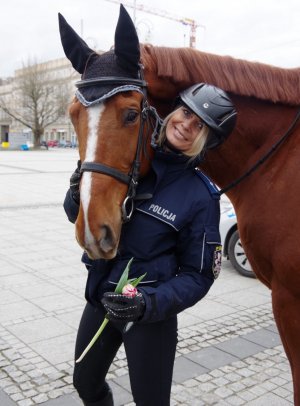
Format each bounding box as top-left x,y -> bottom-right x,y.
59,5 -> 300,404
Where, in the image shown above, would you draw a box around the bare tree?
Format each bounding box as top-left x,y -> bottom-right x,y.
0,59 -> 71,147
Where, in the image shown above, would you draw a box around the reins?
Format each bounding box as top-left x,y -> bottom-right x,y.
219,107 -> 300,195
77,66 -> 161,222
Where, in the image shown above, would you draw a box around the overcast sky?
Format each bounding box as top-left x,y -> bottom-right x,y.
1,0 -> 300,77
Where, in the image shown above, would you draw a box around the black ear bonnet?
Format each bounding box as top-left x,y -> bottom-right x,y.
75,50 -> 143,106
58,5 -> 144,107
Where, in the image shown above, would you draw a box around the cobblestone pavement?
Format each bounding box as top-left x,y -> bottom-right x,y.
0,149 -> 294,405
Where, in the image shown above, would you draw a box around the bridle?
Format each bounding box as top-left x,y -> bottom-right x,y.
76,67 -> 161,222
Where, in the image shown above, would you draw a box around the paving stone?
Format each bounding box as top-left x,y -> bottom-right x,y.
5,385 -> 21,395
17,399 -> 34,406
214,386 -> 234,398
270,376 -> 289,386
214,336 -> 265,359
32,393 -> 49,403
238,367 -> 256,377
226,395 -> 246,405
42,393 -> 82,405
247,392 -> 292,405
237,390 -> 258,402
30,333 -> 76,364
173,356 -> 208,383
112,374 -> 131,393
110,381 -> 133,406
265,323 -> 279,333
48,388 -> 65,399
6,317 -> 74,345
19,382 -> 34,391
212,377 -> 229,387
225,372 -> 243,382
209,369 -> 225,378
185,346 -> 239,370
273,387 -> 292,399
0,378 -> 14,389
11,393 -> 24,402
195,374 -> 212,383
243,329 -> 282,348
182,378 -> 198,388
198,381 -> 217,392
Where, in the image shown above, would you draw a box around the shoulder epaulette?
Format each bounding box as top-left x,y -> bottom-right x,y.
194,169 -> 220,199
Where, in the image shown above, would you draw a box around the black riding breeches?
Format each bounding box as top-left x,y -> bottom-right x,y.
73,302 -> 178,406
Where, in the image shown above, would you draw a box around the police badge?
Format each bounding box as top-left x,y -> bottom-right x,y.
213,245 -> 222,279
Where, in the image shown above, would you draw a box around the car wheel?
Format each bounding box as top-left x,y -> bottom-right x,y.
228,230 -> 255,278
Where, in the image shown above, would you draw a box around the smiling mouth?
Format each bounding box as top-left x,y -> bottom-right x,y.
174,127 -> 187,140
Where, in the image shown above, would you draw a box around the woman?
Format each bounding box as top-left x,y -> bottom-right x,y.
64,83 -> 237,406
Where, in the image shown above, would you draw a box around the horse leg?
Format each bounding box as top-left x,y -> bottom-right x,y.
272,280 -> 300,405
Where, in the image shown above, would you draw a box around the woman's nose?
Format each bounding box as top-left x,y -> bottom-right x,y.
182,118 -> 192,131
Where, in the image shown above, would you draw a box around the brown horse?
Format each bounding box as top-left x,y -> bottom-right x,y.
59,6 -> 300,404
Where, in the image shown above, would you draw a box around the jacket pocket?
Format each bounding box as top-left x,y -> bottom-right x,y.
106,255 -> 178,288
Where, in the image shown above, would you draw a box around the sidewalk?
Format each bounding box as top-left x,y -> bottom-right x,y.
0,150 -> 293,405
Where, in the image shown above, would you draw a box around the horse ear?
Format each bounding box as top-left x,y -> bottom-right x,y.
114,5 -> 140,73
58,13 -> 94,74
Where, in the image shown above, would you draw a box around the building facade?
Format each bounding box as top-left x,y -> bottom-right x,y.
0,57 -> 81,148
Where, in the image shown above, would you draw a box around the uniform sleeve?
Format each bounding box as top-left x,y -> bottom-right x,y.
63,189 -> 80,224
139,197 -> 221,323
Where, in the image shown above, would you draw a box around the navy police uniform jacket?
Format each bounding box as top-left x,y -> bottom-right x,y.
64,147 -> 222,323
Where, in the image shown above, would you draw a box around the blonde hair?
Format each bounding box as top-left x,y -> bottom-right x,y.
157,109 -> 210,158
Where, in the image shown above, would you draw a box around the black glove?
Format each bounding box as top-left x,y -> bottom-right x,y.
101,291 -> 145,322
70,160 -> 81,204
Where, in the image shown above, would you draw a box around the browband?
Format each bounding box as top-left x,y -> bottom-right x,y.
76,77 -> 147,89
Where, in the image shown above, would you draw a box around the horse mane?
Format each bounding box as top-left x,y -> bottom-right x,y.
141,44 -> 300,106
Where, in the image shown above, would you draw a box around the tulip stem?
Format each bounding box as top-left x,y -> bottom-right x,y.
76,317 -> 109,363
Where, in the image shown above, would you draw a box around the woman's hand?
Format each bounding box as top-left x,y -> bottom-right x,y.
70,160 -> 81,204
101,291 -> 145,322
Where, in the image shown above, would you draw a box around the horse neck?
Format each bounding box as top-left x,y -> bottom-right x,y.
201,97 -> 299,203
142,45 -> 300,203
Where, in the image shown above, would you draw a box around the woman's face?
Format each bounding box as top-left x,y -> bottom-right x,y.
166,106 -> 204,152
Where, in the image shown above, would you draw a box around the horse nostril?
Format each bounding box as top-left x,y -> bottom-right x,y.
99,225 -> 115,253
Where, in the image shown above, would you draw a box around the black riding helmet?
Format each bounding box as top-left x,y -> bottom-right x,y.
179,83 -> 237,149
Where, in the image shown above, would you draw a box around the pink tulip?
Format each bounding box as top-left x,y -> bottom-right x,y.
76,259 -> 146,363
122,284 -> 137,298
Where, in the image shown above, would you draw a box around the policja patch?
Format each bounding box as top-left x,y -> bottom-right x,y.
213,245 -> 222,279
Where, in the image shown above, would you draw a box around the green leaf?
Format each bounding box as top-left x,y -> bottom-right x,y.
131,273 -> 147,287
115,257 -> 134,293
75,258 -> 147,363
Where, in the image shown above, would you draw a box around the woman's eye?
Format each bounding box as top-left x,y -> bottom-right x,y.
125,110 -> 139,124
183,108 -> 191,117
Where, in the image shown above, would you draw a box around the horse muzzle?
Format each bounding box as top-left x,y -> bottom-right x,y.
76,221 -> 119,260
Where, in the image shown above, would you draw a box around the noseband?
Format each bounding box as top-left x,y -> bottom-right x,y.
76,69 -> 161,222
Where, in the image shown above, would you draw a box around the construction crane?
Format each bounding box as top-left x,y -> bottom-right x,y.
104,0 -> 204,48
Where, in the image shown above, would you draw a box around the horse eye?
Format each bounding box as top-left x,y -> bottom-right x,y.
125,110 -> 139,124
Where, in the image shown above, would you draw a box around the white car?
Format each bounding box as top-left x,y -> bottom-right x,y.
220,198 -> 254,278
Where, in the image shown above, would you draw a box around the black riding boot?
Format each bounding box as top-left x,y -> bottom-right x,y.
82,387 -> 114,406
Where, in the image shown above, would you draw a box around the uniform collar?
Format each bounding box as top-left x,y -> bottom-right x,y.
153,143 -> 204,168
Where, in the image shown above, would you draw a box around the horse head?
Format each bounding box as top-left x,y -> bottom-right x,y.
59,6 -> 156,259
